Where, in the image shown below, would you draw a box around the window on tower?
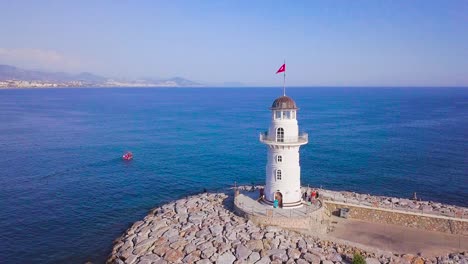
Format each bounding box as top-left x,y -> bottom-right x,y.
283,111 -> 291,119
276,128 -> 284,142
276,170 -> 282,180
276,155 -> 282,163
275,111 -> 281,119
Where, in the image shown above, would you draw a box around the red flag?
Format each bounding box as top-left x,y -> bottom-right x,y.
276,63 -> 286,74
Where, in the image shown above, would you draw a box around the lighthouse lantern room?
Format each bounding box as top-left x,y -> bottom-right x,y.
259,95 -> 308,209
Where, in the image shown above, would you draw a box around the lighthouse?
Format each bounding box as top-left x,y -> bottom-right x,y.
259,95 -> 308,208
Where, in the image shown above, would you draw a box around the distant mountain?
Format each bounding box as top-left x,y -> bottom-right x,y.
158,77 -> 201,86
0,64 -> 203,87
73,72 -> 108,83
0,64 -> 107,83
135,76 -> 202,87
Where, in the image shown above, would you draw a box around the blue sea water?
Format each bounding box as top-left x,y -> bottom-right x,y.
0,87 -> 467,263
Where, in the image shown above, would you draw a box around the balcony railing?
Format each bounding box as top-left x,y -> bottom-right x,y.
259,132 -> 308,144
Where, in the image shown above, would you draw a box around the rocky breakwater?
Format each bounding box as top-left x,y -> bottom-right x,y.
107,192 -> 467,264
107,193 -> 376,264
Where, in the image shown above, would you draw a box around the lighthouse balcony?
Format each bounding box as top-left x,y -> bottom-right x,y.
259,132 -> 308,145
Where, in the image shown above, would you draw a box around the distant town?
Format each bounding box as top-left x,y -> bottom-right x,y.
0,64 -> 203,88
0,79 -> 202,88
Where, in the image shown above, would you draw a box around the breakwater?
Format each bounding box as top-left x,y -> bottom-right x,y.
107,190 -> 467,264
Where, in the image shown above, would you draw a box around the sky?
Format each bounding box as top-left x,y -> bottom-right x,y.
0,0 -> 467,86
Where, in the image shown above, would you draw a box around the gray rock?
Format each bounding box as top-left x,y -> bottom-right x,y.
216,252 -> 236,264
210,253 -> 219,262
132,244 -> 151,255
217,242 -> 231,255
322,261 -> 334,264
309,247 -> 323,256
150,221 -> 168,232
248,252 -> 261,263
251,232 -> 264,240
287,248 -> 301,259
114,258 -> 125,264
149,227 -> 170,238
210,225 -> 223,236
139,254 -> 161,262
133,220 -> 145,229
226,231 -> 237,241
278,241 -> 290,250
268,249 -> 288,262
167,235 -> 179,243
198,241 -> 214,251
297,239 -> 307,251
188,215 -> 204,224
135,257 -> 157,264
255,257 -> 272,264
163,249 -> 184,262
246,240 -> 264,252
327,253 -> 342,262
184,243 -> 197,254
196,259 -> 212,264
236,245 -> 252,260
201,246 -> 216,259
399,199 -> 410,206
270,238 -> 280,249
153,259 -> 168,264
175,205 -> 187,214
303,253 -> 320,264
162,228 -> 178,238
135,236 -> 159,249
183,251 -> 201,263
125,254 -> 138,264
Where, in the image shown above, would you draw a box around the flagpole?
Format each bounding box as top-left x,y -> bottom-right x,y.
283,59 -> 286,96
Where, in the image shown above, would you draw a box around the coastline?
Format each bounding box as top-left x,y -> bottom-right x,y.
0,86 -> 204,89
107,187 -> 467,264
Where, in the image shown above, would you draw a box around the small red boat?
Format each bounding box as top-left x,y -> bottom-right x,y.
122,152 -> 133,161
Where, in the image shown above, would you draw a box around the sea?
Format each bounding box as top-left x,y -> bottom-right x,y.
0,87 -> 467,263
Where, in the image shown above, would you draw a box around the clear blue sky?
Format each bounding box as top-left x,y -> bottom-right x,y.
1,0 -> 467,86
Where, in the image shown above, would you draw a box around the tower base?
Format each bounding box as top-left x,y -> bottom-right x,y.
260,197 -> 303,209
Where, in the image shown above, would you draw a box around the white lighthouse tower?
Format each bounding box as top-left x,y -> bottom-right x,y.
259,95 -> 308,208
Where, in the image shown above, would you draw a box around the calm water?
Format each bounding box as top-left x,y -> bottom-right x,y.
0,87 -> 467,263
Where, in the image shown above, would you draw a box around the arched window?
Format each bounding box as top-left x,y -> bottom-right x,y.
276,155 -> 282,163
276,127 -> 284,142
276,170 -> 282,180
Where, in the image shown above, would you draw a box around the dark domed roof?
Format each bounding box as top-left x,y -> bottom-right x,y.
271,96 -> 298,110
